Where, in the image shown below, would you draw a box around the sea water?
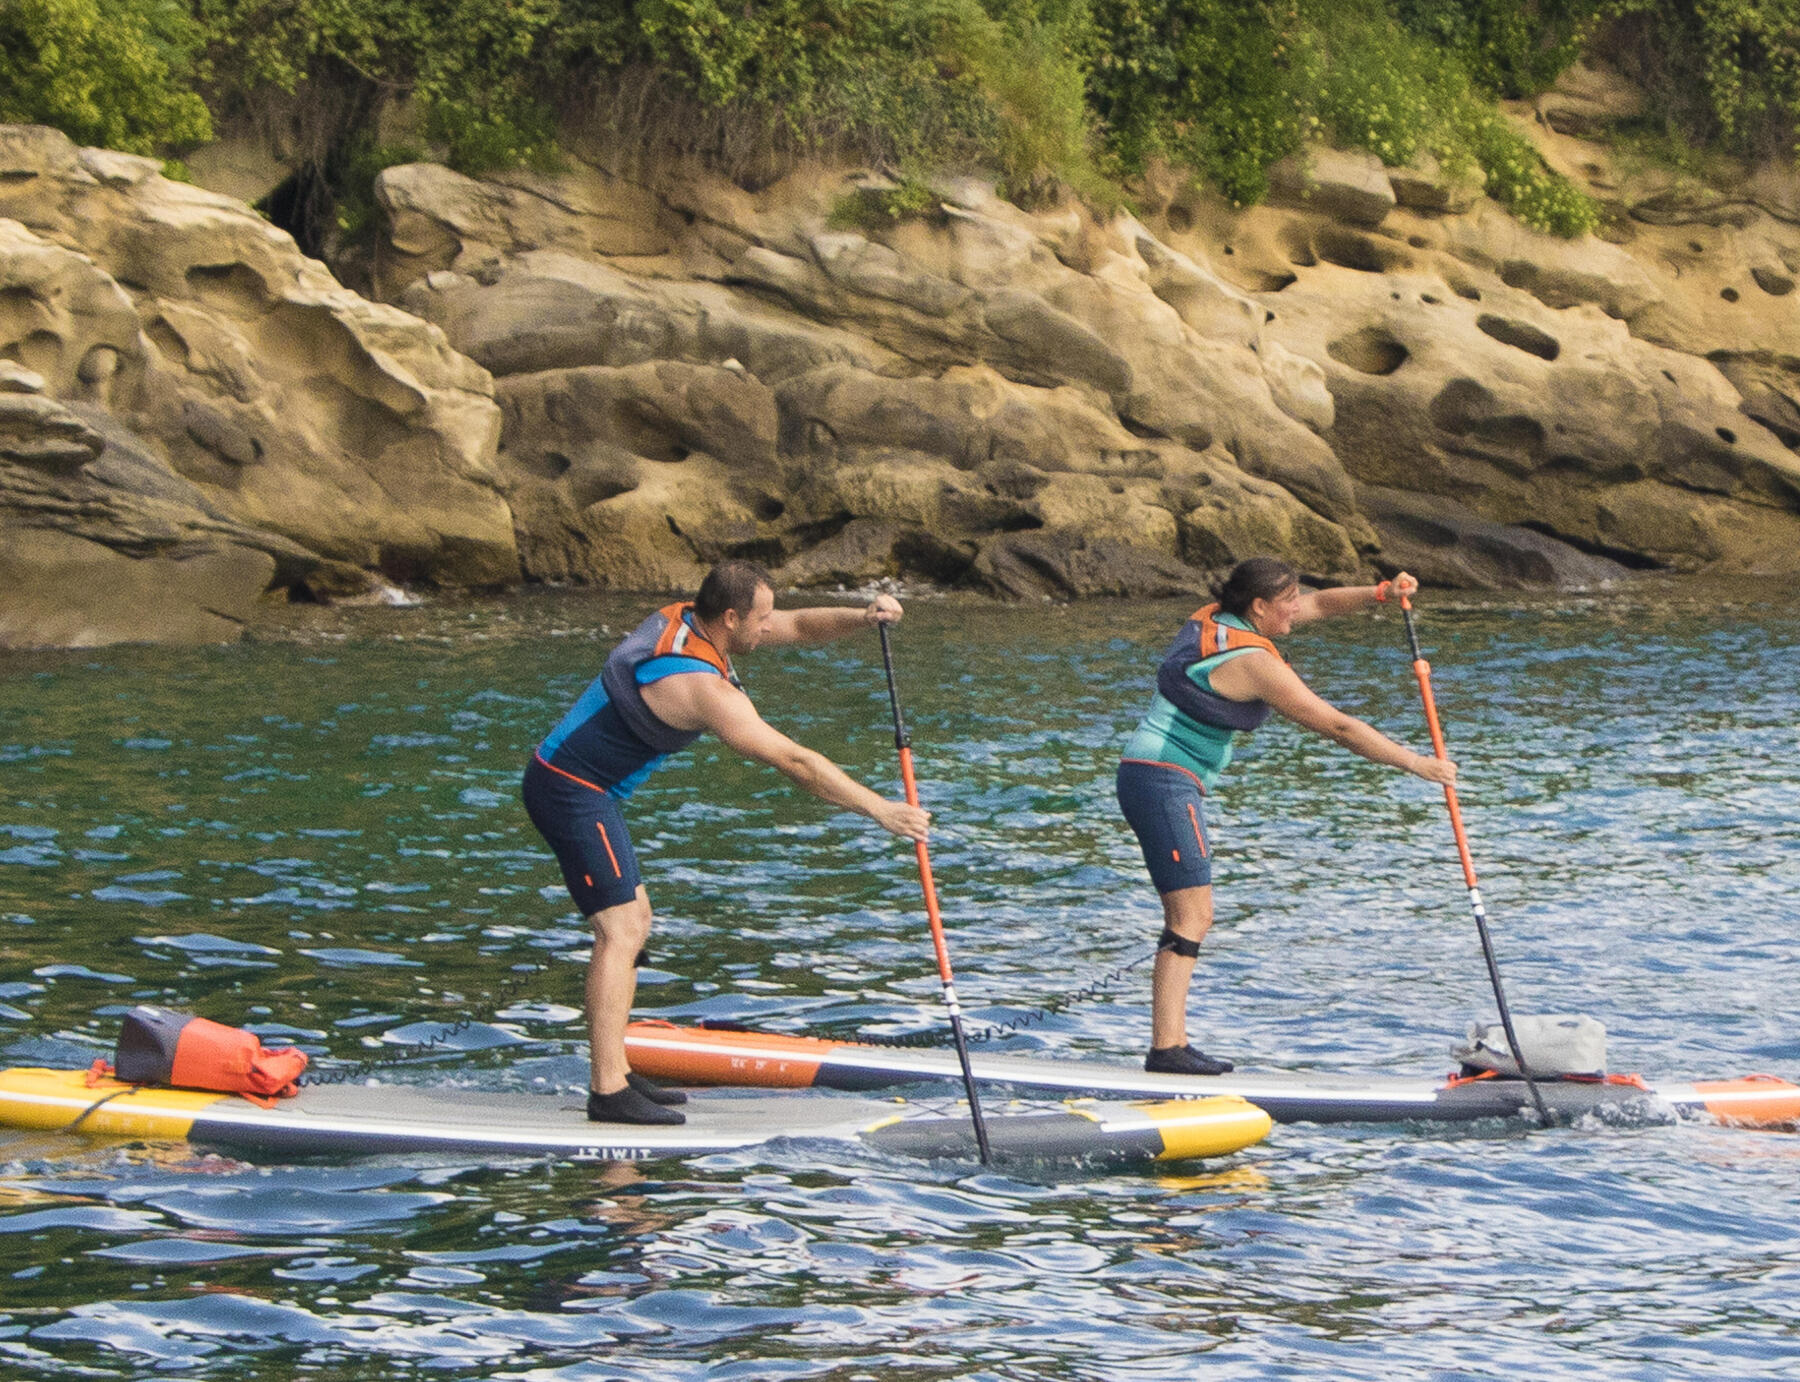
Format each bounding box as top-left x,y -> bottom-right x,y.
2,582 -> 1797,1379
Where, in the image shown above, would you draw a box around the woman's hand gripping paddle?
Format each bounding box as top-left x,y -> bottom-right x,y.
878,621 -> 993,1164
1398,592 -> 1553,1127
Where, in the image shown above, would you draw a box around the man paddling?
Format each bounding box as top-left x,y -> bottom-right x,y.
523,561 -> 930,1125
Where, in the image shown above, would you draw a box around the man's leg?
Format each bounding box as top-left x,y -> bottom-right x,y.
1150,884 -> 1212,1051
583,886 -> 683,1124
587,886 -> 651,1096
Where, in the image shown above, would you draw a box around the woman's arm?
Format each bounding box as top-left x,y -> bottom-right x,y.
1232,654 -> 1457,784
1292,572 -> 1417,626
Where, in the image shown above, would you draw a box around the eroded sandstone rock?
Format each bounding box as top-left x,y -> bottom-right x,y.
0,124 -> 518,646
384,158 -> 1371,599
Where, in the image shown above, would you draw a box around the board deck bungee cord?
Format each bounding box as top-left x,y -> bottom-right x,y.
0,1066 -> 1271,1164
619,1022 -> 1800,1129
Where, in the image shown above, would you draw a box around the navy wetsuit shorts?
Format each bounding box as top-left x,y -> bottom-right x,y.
1116,757 -> 1212,894
522,753 -> 642,914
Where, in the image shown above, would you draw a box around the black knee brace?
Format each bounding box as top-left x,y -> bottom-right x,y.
1157,927 -> 1201,959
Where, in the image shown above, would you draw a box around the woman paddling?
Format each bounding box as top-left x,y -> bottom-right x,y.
1117,557 -> 1458,1075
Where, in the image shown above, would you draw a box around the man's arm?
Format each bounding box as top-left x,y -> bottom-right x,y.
1292,572 -> 1418,626
764,594 -> 902,646
648,673 -> 930,841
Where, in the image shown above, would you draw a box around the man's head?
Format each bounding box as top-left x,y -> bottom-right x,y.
693,560 -> 775,652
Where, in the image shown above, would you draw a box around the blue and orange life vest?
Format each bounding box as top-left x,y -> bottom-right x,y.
1123,603 -> 1283,788
535,602 -> 743,797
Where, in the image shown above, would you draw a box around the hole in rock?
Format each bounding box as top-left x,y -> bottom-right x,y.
1327,327 -> 1409,376
1751,267 -> 1794,297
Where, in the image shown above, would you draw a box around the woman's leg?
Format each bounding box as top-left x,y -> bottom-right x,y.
1150,884 -> 1213,1050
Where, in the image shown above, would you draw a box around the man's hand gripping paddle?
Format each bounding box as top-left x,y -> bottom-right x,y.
878,622 -> 993,1163
1399,592 -> 1553,1127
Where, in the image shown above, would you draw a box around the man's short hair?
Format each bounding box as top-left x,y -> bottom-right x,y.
694,560 -> 772,620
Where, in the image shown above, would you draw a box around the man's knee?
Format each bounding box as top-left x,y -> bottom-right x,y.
593,899 -> 652,953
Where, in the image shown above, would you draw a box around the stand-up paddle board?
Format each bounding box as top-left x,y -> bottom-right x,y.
622,1022 -> 1800,1129
0,1067 -> 1270,1164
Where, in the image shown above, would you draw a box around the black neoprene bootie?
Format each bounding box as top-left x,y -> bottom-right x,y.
627,1071 -> 687,1105
587,1084 -> 686,1125
1145,1044 -> 1234,1076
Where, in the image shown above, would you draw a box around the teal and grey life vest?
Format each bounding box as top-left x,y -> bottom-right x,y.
1122,603 -> 1281,788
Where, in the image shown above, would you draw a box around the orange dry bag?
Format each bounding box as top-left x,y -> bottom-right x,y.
112,1005 -> 308,1100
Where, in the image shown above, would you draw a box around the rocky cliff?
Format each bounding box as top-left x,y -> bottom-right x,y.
0,126 -> 514,648
4,59 -> 1800,646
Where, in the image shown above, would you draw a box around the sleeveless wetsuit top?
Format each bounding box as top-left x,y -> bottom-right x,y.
1122,603 -> 1281,789
535,602 -> 741,798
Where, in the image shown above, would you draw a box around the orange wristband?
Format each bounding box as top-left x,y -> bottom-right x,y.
1373,580 -> 1392,604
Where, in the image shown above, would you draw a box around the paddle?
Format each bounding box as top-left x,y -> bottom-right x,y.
1397,591 -> 1553,1127
877,620 -> 993,1163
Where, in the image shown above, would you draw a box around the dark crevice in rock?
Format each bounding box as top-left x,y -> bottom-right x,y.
893,527 -> 976,584
1517,522 -> 1667,569
1119,415 -> 1171,441
789,513 -> 853,546
720,537 -> 788,564
1313,227 -> 1410,274
1476,314 -> 1561,361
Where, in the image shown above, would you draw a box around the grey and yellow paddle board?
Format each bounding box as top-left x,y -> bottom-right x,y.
0,1067 -> 1270,1164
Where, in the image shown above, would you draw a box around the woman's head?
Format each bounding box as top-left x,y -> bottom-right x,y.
1212,557 -> 1300,618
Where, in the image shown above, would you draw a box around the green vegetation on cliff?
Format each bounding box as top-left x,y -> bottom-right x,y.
3,1 -> 1797,242
0,0 -> 212,154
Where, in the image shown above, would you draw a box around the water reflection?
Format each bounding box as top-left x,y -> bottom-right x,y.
2,580 -> 1798,1377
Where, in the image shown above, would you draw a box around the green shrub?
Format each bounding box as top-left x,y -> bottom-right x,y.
0,0 -> 213,153
1391,0 -> 1608,97
1460,109 -> 1600,235
0,1 -> 1655,244
1083,1 -> 1598,233
1600,0 -> 1800,161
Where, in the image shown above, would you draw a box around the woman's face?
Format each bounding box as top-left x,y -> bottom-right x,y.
1247,582 -> 1302,637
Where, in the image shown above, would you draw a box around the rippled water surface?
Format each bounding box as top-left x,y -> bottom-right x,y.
3,583 -> 1798,1379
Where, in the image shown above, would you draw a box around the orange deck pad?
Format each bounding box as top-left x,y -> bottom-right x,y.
1691,1075 -> 1800,1128
625,1022 -> 825,1087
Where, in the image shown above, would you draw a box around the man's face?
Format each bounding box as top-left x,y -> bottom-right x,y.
722,584 -> 776,653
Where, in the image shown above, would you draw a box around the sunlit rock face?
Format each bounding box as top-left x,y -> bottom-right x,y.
369,65 -> 1800,599
10,47 -> 1800,642
0,125 -> 515,648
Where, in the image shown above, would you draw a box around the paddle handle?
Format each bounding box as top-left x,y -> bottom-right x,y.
896,744 -> 957,985
1399,594 -> 1551,1126
1407,650 -> 1480,891
878,621 -> 992,1162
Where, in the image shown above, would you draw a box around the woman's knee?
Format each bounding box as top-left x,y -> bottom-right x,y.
1161,885 -> 1213,936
